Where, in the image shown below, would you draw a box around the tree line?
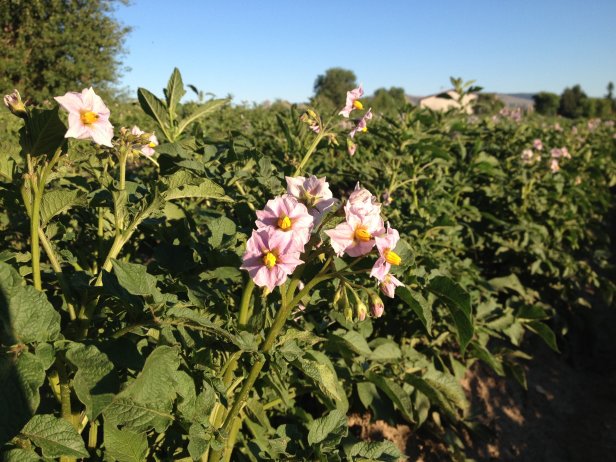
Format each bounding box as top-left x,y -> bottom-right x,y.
533,83 -> 615,118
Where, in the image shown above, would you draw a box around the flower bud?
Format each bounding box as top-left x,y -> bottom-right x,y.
344,306 -> 354,322
333,285 -> 343,306
4,90 -> 27,119
356,300 -> 368,321
369,292 -> 385,318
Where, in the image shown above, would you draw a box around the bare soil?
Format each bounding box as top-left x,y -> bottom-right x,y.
351,304 -> 616,461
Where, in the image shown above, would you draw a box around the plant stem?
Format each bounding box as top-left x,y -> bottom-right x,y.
38,229 -> 77,321
238,279 -> 255,327
210,274 -> 332,462
30,188 -> 42,290
222,415 -> 243,462
119,154 -> 127,192
88,420 -> 98,449
293,130 -> 325,176
222,279 -> 255,385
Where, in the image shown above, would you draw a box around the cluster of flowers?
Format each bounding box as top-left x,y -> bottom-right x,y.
325,184 -> 404,297
497,107 -> 523,122
339,85 -> 373,156
549,146 -> 570,173
5,87 -> 158,156
240,176 -> 336,291
521,138 -> 571,173
240,179 -> 404,300
520,138 -> 543,165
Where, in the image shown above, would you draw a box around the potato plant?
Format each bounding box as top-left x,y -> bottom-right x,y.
0,69 -> 614,461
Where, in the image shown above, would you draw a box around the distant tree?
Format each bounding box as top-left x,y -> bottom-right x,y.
366,87 -> 406,114
0,0 -> 130,102
584,98 -> 612,118
532,92 -> 560,116
313,68 -> 357,108
558,85 -> 588,118
607,82 -> 614,100
473,93 -> 505,115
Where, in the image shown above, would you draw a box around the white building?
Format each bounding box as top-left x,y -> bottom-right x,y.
419,90 -> 477,114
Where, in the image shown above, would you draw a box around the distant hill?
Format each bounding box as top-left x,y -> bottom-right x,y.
494,93 -> 534,109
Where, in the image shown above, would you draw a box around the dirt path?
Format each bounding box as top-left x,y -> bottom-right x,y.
352,305 -> 616,461
461,300 -> 616,461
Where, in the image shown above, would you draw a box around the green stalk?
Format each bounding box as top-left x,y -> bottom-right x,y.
222,279 -> 255,385
30,183 -> 42,290
209,273 -> 332,462
293,130 -> 325,176
57,356 -> 77,462
119,153 -> 127,192
222,416 -> 243,462
38,229 -> 77,321
87,420 -> 98,449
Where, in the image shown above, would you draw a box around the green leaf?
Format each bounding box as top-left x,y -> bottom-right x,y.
0,262 -> 60,344
176,98 -> 229,136
137,88 -> 172,140
0,352 -> 46,441
357,382 -> 379,410
2,448 -> 42,462
104,424 -> 148,462
526,321 -> 559,352
428,276 -> 473,352
21,414 -> 88,458
164,67 -> 185,121
489,274 -> 527,297
207,216 -> 236,248
405,369 -> 467,421
369,341 -> 402,362
294,351 -> 347,411
347,441 -> 403,461
165,306 -> 234,342
65,343 -> 118,420
469,341 -> 505,376
365,372 -> 415,424
330,330 -> 372,357
429,276 -> 471,315
397,287 -> 432,333
187,423 -> 212,460
40,189 -> 86,226
12,352 -> 46,412
105,346 -> 180,432
423,369 -> 468,412
103,398 -> 174,433
20,107 -> 66,157
163,177 -> 230,202
307,409 -> 347,447
111,260 -> 159,297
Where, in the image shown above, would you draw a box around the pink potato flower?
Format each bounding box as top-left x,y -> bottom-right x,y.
521,149 -> 534,164
347,140 -> 357,156
339,85 -> 364,118
240,228 -> 303,291
533,139 -> 543,150
560,147 -> 571,159
131,126 -> 158,157
350,108 -> 373,139
345,182 -> 381,218
54,87 -> 113,147
325,208 -> 384,257
285,175 -> 337,225
256,195 -> 314,249
550,158 -> 560,173
370,225 -> 402,281
380,273 -> 404,298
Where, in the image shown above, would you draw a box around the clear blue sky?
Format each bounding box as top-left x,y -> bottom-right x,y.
115,0 -> 616,103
